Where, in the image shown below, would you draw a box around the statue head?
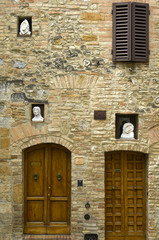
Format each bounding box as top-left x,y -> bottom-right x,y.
33,106 -> 41,117
120,123 -> 135,139
32,106 -> 44,122
19,19 -> 31,35
122,123 -> 134,134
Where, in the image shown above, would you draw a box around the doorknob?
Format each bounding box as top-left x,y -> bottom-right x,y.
57,173 -> 62,181
112,186 -> 115,190
133,186 -> 137,190
48,193 -> 50,197
33,173 -> 38,181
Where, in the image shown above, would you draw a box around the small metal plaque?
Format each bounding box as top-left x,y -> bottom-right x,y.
94,110 -> 106,120
115,169 -> 121,172
31,162 -> 41,167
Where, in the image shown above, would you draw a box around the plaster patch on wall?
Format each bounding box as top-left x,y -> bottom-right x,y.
0,117 -> 11,128
14,61 -> 26,69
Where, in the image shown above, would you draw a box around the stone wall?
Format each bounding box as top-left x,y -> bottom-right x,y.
1,0 -> 159,239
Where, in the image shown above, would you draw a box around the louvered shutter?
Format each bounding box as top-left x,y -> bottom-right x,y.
132,3 -> 149,62
112,3 -> 131,62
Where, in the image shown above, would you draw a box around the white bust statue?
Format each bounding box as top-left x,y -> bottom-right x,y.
32,106 -> 44,122
120,123 -> 135,140
19,19 -> 31,36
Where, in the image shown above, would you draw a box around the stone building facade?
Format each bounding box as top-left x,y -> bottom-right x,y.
0,0 -> 159,239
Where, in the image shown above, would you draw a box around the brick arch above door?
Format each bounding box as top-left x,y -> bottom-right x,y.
50,73 -> 99,89
149,124 -> 159,146
102,142 -> 149,155
10,132 -> 74,156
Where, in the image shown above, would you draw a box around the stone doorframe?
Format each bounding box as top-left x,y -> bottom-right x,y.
10,134 -> 74,240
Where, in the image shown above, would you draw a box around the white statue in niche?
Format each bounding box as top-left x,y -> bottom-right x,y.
120,122 -> 135,140
19,19 -> 31,36
32,106 -> 44,122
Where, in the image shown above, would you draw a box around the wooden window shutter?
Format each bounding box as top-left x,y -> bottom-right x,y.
132,3 -> 149,62
112,2 -> 149,62
112,3 -> 131,62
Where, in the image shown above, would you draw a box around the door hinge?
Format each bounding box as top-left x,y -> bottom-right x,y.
149,50 -> 150,55
111,9 -> 113,14
147,191 -> 148,196
111,49 -> 113,55
149,10 -> 150,15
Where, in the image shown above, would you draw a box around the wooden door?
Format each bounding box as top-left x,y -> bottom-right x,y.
24,144 -> 71,235
105,151 -> 146,240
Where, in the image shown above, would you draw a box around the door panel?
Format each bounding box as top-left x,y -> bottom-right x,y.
105,152 -> 124,236
24,146 -> 47,234
24,144 -> 71,235
27,201 -> 44,222
47,146 -> 70,234
105,151 -> 146,240
27,148 -> 45,197
50,148 -> 68,197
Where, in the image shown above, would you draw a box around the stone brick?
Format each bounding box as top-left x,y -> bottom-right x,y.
0,165 -> 10,176
81,12 -> 105,21
0,138 -> 10,148
0,128 -> 9,137
13,184 -> 23,204
82,34 -> 98,41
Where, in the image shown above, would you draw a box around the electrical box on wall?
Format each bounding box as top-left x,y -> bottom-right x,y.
77,180 -> 83,187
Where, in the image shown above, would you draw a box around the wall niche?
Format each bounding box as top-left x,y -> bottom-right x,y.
115,114 -> 138,140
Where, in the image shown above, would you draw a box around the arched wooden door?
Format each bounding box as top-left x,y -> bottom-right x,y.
24,144 -> 71,235
105,151 -> 146,240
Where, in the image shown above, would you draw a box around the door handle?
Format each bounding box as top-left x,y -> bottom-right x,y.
57,173 -> 62,181
48,193 -> 50,197
133,186 -> 137,190
33,173 -> 38,181
112,186 -> 115,190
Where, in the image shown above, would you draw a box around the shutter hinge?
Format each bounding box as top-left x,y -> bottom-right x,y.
111,49 -> 113,55
111,9 -> 113,14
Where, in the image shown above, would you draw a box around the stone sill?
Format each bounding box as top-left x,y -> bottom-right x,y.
115,139 -> 139,141
23,235 -> 71,240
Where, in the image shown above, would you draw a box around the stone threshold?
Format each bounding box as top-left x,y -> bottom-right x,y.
23,235 -> 71,240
